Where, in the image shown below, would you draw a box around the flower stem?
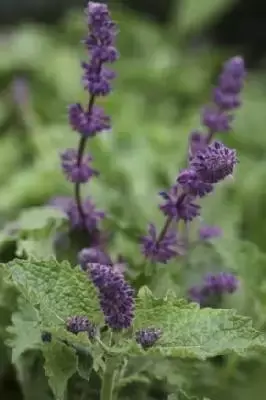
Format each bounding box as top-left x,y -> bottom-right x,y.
74,94 -> 95,228
100,358 -> 117,400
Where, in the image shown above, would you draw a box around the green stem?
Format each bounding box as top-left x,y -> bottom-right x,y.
100,358 -> 117,400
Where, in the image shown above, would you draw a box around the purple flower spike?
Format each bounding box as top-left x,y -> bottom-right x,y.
190,141 -> 238,184
135,327 -> 162,349
199,225 -> 222,240
60,148 -> 98,183
66,315 -> 96,339
141,223 -> 181,264
68,104 -> 111,138
88,263 -> 135,330
78,247 -> 112,270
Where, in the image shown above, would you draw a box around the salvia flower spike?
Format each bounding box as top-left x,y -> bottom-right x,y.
88,263 -> 135,330
142,56 -> 245,264
61,1 -> 118,229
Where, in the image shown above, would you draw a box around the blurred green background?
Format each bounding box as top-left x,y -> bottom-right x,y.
1,0 -> 266,399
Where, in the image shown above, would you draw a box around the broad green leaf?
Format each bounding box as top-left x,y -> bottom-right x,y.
3,259 -> 103,326
42,341 -> 77,400
175,0 -> 236,35
131,287 -> 266,359
6,296 -> 41,362
76,350 -> 93,381
16,206 -> 68,233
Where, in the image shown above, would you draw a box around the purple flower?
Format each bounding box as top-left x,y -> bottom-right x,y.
188,272 -> 239,306
86,2 -> 117,47
67,197 -> 105,231
50,196 -> 105,231
199,225 -> 222,240
60,148 -> 98,183
177,169 -> 213,198
190,141 -> 238,184
66,315 -> 96,339
78,247 -> 111,270
82,62 -> 116,96
159,187 -> 201,222
88,263 -> 135,330
141,223 -> 181,263
68,104 -> 111,137
135,327 -> 162,349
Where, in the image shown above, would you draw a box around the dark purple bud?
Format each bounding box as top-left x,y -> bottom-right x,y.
135,327 -> 162,349
159,187 -> 201,222
66,315 -> 96,339
41,331 -> 52,343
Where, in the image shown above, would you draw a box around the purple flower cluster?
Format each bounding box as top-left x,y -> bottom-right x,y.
135,327 -> 162,349
141,56 -> 245,264
66,315 -> 96,339
60,149 -> 98,183
50,196 -> 105,232
88,263 -> 135,330
188,272 -> 239,306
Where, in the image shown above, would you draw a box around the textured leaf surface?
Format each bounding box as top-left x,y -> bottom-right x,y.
132,287 -> 266,359
4,259 -> 103,326
43,341 -> 77,400
6,297 -> 41,362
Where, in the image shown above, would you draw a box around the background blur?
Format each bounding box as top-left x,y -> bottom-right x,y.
1,0 -> 266,399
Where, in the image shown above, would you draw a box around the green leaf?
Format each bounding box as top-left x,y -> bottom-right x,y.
3,259 -> 103,327
42,341 -> 77,400
76,350 -> 93,381
16,206 -> 69,259
175,0 -> 236,35
16,206 -> 68,233
131,287 -> 266,359
6,296 -> 41,363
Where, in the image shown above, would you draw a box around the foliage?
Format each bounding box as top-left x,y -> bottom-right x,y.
0,1 -> 266,400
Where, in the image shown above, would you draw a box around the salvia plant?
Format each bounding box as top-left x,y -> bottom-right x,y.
2,2 -> 266,400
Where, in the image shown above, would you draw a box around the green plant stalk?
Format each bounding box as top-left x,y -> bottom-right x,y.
100,357 -> 118,400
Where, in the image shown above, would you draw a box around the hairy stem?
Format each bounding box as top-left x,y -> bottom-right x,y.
74,95 -> 95,228
100,358 -> 117,400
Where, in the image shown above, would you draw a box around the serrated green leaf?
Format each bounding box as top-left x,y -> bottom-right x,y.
3,259 -> 103,327
131,287 -> 266,359
43,341 -> 77,400
6,296 -> 41,362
